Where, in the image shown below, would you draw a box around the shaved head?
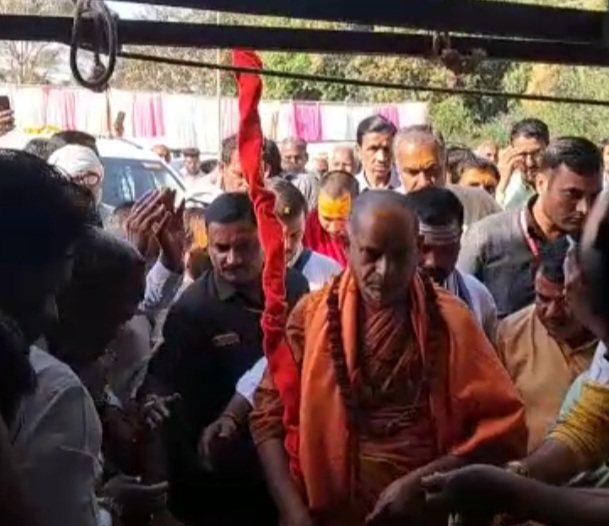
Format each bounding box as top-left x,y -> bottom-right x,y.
320,170 -> 359,199
348,189 -> 417,234
347,190 -> 420,307
330,145 -> 357,175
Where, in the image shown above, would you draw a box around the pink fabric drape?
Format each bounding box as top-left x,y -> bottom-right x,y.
149,94 -> 165,137
377,104 -> 399,127
293,102 -> 322,142
6,85 -> 430,147
132,93 -> 165,137
41,86 -> 76,130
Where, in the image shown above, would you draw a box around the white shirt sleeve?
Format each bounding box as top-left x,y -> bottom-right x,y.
463,273 -> 498,342
236,357 -> 268,406
302,252 -> 343,291
15,383 -> 102,526
140,259 -> 184,315
587,342 -> 609,385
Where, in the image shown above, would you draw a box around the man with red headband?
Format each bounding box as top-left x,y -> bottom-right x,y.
303,170 -> 359,267
251,190 -> 527,526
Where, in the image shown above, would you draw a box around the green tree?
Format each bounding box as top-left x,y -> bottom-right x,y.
112,6 -> 232,94
87,0 -> 609,145
0,0 -> 73,84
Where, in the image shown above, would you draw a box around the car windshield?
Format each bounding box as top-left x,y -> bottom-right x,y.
101,157 -> 184,207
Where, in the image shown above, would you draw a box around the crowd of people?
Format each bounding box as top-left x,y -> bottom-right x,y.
2,100 -> 609,526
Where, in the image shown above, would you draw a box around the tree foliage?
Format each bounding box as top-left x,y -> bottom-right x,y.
0,0 -> 73,84
112,7 -> 230,94
4,0 -> 609,144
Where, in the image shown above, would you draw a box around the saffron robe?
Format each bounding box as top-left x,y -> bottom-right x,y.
251,269 -> 527,525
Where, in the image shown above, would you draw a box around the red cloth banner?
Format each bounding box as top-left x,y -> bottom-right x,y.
231,49 -> 303,484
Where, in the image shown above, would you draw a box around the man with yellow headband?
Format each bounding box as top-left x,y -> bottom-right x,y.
303,170 -> 359,267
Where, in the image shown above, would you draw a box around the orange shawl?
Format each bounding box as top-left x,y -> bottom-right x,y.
294,269 -> 527,522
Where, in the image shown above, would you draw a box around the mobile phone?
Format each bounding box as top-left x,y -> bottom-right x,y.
0,95 -> 10,112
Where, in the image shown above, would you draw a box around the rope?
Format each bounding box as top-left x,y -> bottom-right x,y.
69,0 -> 119,92
120,50 -> 609,108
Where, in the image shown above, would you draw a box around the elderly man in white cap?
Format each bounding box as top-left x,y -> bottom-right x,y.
48,144 -> 113,227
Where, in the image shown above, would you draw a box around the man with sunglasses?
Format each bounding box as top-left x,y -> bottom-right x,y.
48,144 -> 113,227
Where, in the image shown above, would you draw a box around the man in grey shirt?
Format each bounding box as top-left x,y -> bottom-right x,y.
458,137 -> 603,318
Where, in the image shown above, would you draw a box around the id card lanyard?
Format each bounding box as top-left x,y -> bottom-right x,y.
519,209 -> 541,259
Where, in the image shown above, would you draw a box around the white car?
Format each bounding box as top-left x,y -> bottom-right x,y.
96,138 -> 185,207
0,133 -> 185,207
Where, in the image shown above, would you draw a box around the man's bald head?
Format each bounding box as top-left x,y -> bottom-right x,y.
347,190 -> 420,307
332,145 -> 355,158
348,190 -> 417,234
330,145 -> 357,175
320,170 -> 359,199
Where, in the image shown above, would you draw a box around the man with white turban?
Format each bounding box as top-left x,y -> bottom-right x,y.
48,144 -> 113,227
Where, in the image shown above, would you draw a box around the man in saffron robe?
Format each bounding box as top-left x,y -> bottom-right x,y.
303,170 -> 359,268
251,190 -> 527,526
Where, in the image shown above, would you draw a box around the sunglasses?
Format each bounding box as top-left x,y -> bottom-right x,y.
72,171 -> 102,187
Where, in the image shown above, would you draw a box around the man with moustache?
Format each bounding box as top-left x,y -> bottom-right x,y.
420,191 -> 609,526
354,115 -> 399,190
459,137 -> 603,319
280,137 -> 309,174
393,125 -> 501,231
143,193 -> 309,526
404,186 -> 497,340
250,190 -> 526,526
496,118 -> 550,210
495,237 -> 597,451
197,179 -> 342,466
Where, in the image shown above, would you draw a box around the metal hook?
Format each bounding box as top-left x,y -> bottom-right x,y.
69,0 -> 119,92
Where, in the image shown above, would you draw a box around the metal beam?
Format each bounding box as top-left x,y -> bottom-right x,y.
108,0 -> 604,44
2,15 -> 609,68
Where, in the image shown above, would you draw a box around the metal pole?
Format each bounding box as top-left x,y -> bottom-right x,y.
215,10 -> 222,158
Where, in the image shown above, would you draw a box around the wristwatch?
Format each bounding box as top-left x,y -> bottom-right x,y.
505,460 -> 529,477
